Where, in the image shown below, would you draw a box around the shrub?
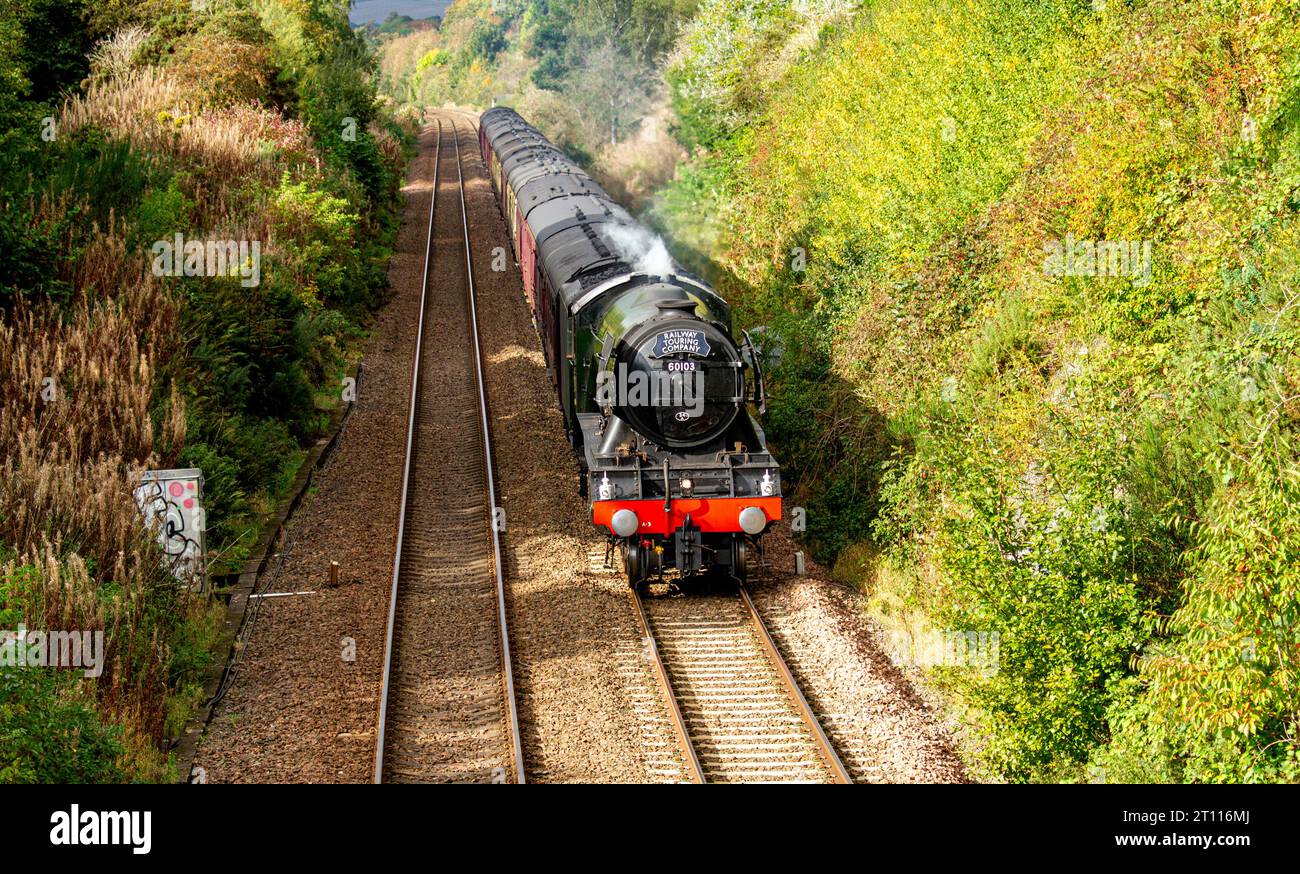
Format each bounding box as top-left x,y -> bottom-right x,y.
131,173 -> 194,252
1097,239 -> 1300,783
269,172 -> 359,308
0,669 -> 127,784
87,25 -> 150,83
5,0 -> 91,104
667,0 -> 801,149
169,22 -> 278,109
914,398 -> 1149,780
0,201 -> 77,308
48,133 -> 162,231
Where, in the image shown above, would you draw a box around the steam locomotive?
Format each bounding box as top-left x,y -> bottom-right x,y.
478,108 -> 781,585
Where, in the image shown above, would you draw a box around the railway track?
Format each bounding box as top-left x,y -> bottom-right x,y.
631,581 -> 853,783
373,112 -> 843,785
373,118 -> 524,784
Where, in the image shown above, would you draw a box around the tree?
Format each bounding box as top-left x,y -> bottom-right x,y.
564,38 -> 650,146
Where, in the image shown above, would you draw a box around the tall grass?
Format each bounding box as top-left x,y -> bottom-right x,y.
60,72 -> 317,195
0,247 -> 194,774
2,0 -> 412,780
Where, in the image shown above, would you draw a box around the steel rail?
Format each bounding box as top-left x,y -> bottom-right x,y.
738,583 -> 853,784
627,587 -> 706,783
471,103 -> 843,784
633,579 -> 852,784
451,118 -> 526,785
374,121 -> 441,785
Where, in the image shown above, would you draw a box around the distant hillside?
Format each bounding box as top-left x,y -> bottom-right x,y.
349,0 -> 452,26
356,12 -> 440,45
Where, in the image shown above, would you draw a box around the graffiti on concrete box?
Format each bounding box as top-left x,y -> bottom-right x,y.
135,469 -> 207,590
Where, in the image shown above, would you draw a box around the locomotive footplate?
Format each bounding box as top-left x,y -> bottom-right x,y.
581,409 -> 782,586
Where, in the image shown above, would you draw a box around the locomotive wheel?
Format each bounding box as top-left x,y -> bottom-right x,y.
733,535 -> 750,582
623,541 -> 645,588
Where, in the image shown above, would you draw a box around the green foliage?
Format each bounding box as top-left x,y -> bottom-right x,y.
0,0 -> 87,188
4,0 -> 91,104
48,133 -> 162,231
2,134 -> 169,308
379,0 -> 698,176
1102,460 -> 1300,783
0,669 -> 127,784
1096,240 -> 1300,783
0,202 -> 77,308
667,0 -> 798,149
561,0 -> 697,67
369,12 -> 440,39
181,270 -> 316,435
912,393 -> 1149,779
530,51 -> 568,90
131,174 -> 195,252
83,0 -> 189,44
178,442 -> 250,550
760,314 -> 885,558
0,0 -> 410,781
297,306 -> 361,384
417,48 -> 451,70
270,172 -> 359,308
466,18 -> 508,63
300,43 -> 388,197
660,0 -> 1300,781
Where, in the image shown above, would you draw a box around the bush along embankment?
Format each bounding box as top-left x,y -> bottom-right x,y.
657,0 -> 1300,782
0,0 -> 416,782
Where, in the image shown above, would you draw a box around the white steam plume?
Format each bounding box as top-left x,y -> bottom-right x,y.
604,223 -> 677,277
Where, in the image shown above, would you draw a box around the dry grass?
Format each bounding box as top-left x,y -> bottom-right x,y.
60,67 -> 196,145
371,119 -> 409,173
60,69 -> 317,219
594,102 -> 687,211
0,233 -> 189,751
88,26 -> 151,83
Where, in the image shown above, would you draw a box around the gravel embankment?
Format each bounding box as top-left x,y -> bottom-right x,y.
378,118 -> 510,783
751,531 -> 968,782
192,127 -> 438,782
458,112 -> 679,782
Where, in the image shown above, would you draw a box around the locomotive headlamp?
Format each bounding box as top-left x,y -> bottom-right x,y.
739,506 -> 768,535
597,473 -> 614,501
759,470 -> 775,497
611,509 -> 639,538
680,477 -> 694,494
